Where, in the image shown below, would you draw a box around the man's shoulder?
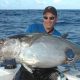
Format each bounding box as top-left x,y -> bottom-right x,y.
30,23 -> 42,27
26,23 -> 44,33
29,23 -> 44,30
53,29 -> 61,36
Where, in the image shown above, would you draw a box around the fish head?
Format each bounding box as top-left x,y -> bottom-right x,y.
0,38 -> 21,61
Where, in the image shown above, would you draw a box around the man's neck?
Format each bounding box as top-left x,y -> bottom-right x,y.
47,28 -> 54,34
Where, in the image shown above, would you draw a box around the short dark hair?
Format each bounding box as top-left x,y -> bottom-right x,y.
43,6 -> 57,16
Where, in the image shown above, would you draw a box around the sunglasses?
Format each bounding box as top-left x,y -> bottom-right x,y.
43,16 -> 55,20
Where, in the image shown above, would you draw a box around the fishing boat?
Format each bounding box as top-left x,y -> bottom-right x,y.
0,59 -> 21,80
0,63 -> 80,80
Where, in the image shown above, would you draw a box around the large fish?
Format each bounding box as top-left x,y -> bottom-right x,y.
0,33 -> 80,71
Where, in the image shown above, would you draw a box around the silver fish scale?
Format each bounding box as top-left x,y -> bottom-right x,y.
0,33 -> 80,68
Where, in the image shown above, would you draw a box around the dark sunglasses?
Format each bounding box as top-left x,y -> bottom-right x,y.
43,16 -> 55,20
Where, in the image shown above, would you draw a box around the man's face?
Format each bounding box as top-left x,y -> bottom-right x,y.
43,12 -> 57,29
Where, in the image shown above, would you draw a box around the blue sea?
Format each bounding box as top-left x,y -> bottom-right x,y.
0,10 -> 80,69
0,10 -> 80,43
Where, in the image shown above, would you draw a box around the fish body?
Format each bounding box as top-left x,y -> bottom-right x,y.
0,33 -> 80,68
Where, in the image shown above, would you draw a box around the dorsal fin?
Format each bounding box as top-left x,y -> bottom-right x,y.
8,33 -> 44,46
8,34 -> 26,39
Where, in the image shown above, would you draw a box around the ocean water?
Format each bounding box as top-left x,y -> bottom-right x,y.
0,10 -> 80,44
0,10 -> 80,69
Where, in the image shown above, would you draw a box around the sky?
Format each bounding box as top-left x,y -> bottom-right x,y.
0,0 -> 80,9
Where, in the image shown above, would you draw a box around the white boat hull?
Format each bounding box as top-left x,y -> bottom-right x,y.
0,64 -> 21,80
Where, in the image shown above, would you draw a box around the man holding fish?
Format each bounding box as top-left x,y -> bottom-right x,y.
25,6 -> 67,80
0,6 -> 76,80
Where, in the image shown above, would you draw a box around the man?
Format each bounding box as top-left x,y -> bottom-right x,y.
23,6 -> 62,80
26,6 -> 61,36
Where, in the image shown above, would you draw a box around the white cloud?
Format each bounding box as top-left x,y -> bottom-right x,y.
35,0 -> 41,4
35,0 -> 62,4
35,0 -> 46,4
0,0 -> 10,8
53,0 -> 62,3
